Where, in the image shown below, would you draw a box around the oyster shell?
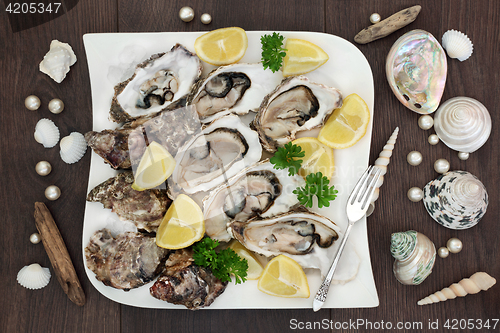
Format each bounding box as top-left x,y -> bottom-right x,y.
168,114 -> 262,197
110,44 -> 202,123
187,63 -> 283,123
386,29 -> 447,114
251,76 -> 342,152
202,160 -> 305,242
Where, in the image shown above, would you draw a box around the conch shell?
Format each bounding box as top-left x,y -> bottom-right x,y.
418,272 -> 496,305
391,230 -> 436,285
39,40 -> 77,83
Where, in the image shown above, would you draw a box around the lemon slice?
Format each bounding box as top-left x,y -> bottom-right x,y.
194,27 -> 248,65
258,255 -> 310,298
229,241 -> 264,280
156,194 -> 205,249
318,93 -> 370,149
282,38 -> 329,77
292,137 -> 335,179
132,142 -> 176,191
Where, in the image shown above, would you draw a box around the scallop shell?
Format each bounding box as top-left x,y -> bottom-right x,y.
39,40 -> 77,83
433,97 -> 491,153
423,170 -> 488,230
391,230 -> 436,285
442,30 -> 473,61
34,118 -> 60,148
386,29 -> 447,114
60,132 -> 88,164
16,263 -> 51,289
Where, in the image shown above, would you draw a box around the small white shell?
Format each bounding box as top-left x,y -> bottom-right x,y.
17,263 -> 51,289
34,118 -> 60,148
39,40 -> 77,83
434,97 -> 491,153
372,127 -> 399,203
442,30 -> 473,61
60,132 -> 87,164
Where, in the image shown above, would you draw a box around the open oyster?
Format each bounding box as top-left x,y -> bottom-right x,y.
187,63 -> 283,123
251,76 -> 342,152
110,44 -> 202,123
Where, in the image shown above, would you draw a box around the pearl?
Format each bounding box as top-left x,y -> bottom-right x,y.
369,13 -> 381,24
438,247 -> 449,258
179,6 -> 194,22
428,134 -> 439,145
458,152 -> 469,160
48,98 -> 64,114
434,158 -> 450,174
447,237 -> 463,254
25,95 -> 41,111
407,151 -> 423,166
30,233 -> 41,244
418,115 -> 434,130
201,13 -> 212,24
35,161 -> 52,176
407,187 -> 424,202
45,185 -> 61,201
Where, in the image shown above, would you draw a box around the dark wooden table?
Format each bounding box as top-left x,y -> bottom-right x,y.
1,1 -> 499,332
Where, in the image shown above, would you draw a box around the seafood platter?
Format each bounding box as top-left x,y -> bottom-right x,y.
82,31 -> 377,309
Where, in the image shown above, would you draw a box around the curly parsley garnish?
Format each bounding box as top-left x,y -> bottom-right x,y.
193,238 -> 248,284
260,32 -> 287,72
270,142 -> 305,176
293,172 -> 338,208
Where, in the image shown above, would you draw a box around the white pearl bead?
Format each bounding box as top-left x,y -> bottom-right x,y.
418,115 -> 434,130
370,13 -> 381,24
438,247 -> 449,258
458,152 -> 469,160
407,151 -> 423,166
45,185 -> 61,201
25,95 -> 41,111
48,98 -> 64,114
35,161 -> 52,176
201,13 -> 212,24
428,134 -> 439,145
30,233 -> 41,244
179,6 -> 194,22
434,158 -> 450,174
447,237 -> 463,253
407,187 -> 424,202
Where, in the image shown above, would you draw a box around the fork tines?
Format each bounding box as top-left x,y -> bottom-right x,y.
349,166 -> 383,209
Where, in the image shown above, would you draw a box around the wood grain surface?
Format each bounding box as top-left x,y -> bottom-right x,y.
1,1 -> 498,332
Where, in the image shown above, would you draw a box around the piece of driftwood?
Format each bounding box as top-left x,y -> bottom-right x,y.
354,5 -> 422,44
34,202 -> 86,306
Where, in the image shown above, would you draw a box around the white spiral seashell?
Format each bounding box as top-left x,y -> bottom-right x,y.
418,272 -> 496,305
34,118 -> 60,148
371,127 -> 399,203
39,40 -> 77,83
16,263 -> 51,290
60,132 -> 87,164
442,29 -> 473,61
433,97 -> 491,153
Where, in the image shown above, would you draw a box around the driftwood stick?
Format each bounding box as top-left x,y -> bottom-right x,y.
354,5 -> 422,44
34,202 -> 86,306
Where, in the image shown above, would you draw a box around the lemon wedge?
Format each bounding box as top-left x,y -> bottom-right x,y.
292,137 -> 335,179
258,255 -> 310,298
156,194 -> 205,249
194,27 -> 248,65
282,38 -> 329,77
229,241 -> 264,280
318,93 -> 370,149
131,141 -> 176,191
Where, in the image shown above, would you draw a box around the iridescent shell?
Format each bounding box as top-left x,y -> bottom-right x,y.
391,230 -> 436,285
34,118 -> 60,148
423,170 -> 488,230
386,29 -> 447,114
433,97 -> 491,153
60,132 -> 88,164
17,263 -> 51,289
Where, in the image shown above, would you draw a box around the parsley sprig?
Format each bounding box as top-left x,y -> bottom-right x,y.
193,238 -> 248,284
260,32 -> 287,72
269,142 -> 305,176
293,172 -> 338,208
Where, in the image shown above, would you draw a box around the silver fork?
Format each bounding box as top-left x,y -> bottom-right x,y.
312,165 -> 383,312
